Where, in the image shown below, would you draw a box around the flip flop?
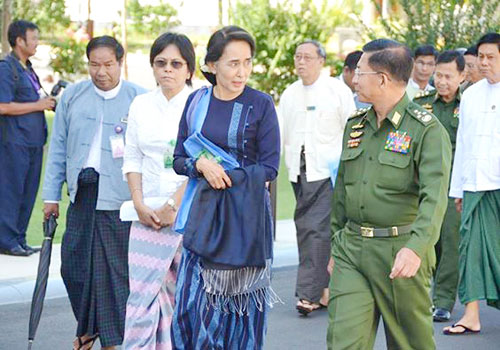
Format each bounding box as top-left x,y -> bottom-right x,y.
296,300 -> 326,316
73,333 -> 99,350
442,323 -> 480,336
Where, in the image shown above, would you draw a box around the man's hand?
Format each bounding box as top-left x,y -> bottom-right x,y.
454,198 -> 463,213
327,257 -> 335,275
390,247 -> 421,279
196,157 -> 232,190
43,202 -> 59,220
135,203 -> 161,230
37,97 -> 56,111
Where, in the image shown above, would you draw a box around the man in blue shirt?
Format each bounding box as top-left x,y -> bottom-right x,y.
0,20 -> 55,256
42,36 -> 146,349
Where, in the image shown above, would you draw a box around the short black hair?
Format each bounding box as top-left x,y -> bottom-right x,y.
344,50 -> 363,70
464,46 -> 478,57
8,20 -> 39,48
202,26 -> 256,85
436,50 -> 465,72
477,32 -> 500,51
362,39 -> 413,83
297,40 -> 327,59
150,32 -> 196,86
414,45 -> 438,59
86,36 -> 124,61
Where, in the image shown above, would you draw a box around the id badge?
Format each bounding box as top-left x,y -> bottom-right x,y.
110,134 -> 125,158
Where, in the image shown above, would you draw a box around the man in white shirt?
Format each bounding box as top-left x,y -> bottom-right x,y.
406,45 -> 438,100
444,32 -> 500,336
279,40 -> 355,315
337,50 -> 371,109
462,46 -> 483,91
42,36 -> 146,349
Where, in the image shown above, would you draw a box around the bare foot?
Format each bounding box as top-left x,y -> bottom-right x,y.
443,301 -> 481,334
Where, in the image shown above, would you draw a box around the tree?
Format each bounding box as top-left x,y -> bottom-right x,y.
1,0 -> 11,54
232,0 -> 359,102
127,0 -> 180,36
367,0 -> 500,50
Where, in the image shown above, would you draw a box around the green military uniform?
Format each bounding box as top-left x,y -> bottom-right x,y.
327,94 -> 452,350
414,89 -> 461,313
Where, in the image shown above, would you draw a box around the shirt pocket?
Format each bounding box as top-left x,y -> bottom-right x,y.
377,151 -> 411,191
315,110 -> 342,144
340,147 -> 364,185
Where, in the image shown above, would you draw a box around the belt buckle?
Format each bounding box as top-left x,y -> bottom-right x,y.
360,226 -> 374,238
391,226 -> 399,237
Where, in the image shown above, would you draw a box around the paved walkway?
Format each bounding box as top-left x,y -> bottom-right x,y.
0,220 -> 298,306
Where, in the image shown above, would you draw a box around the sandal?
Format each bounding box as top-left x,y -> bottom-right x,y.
443,323 -> 480,336
296,299 -> 326,316
73,334 -> 99,350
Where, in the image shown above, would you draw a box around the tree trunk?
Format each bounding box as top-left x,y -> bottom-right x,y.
1,0 -> 12,56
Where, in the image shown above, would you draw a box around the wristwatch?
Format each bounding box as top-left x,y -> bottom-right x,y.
166,198 -> 178,212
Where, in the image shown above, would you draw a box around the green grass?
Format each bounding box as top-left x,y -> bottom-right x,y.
26,116 -> 296,246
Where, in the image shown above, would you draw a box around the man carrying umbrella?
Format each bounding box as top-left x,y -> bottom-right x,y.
42,36 -> 145,349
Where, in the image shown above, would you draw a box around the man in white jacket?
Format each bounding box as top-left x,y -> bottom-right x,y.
279,40 -> 355,315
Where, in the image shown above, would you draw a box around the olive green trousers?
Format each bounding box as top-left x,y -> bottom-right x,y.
432,197 -> 461,311
327,229 -> 436,350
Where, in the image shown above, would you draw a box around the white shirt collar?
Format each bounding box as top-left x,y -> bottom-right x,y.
93,79 -> 123,100
409,77 -> 433,91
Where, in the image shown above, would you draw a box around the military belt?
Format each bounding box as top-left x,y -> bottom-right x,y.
346,221 -> 412,238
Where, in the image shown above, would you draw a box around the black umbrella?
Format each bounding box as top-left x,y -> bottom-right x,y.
27,215 -> 58,350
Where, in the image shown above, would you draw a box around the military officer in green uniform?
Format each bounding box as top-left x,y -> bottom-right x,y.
414,50 -> 466,322
327,39 -> 452,350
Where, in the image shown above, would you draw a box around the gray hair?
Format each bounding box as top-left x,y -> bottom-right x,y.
297,40 -> 326,59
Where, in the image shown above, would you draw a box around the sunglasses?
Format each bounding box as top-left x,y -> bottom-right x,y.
153,59 -> 186,70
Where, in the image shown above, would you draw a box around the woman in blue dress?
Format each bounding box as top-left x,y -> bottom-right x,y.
171,26 -> 281,350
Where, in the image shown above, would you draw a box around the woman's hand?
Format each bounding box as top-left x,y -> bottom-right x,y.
155,204 -> 177,227
135,203 -> 162,230
196,157 -> 232,190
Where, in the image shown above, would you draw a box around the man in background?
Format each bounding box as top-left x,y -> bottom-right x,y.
462,46 -> 483,91
0,20 -> 55,256
279,40 -> 355,315
414,50 -> 466,322
338,50 -> 370,109
407,45 -> 438,99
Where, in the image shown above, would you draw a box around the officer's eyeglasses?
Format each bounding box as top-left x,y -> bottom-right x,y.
153,59 -> 186,70
354,68 -> 392,81
294,54 -> 319,62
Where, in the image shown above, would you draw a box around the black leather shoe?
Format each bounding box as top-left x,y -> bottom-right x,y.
433,308 -> 451,322
21,243 -> 41,254
0,245 -> 32,257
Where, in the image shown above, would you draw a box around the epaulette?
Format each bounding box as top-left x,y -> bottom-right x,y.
407,104 -> 435,125
413,89 -> 436,100
348,107 -> 370,120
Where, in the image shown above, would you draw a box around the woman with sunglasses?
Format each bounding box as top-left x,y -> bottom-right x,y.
121,32 -> 195,350
170,26 -> 281,350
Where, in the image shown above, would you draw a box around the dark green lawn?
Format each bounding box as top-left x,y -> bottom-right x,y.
26,116 -> 296,246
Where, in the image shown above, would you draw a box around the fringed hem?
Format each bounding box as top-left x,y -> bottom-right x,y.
200,259 -> 283,315
205,286 -> 283,316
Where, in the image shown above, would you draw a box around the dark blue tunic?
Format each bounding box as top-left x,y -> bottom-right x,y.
174,85 -> 280,181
